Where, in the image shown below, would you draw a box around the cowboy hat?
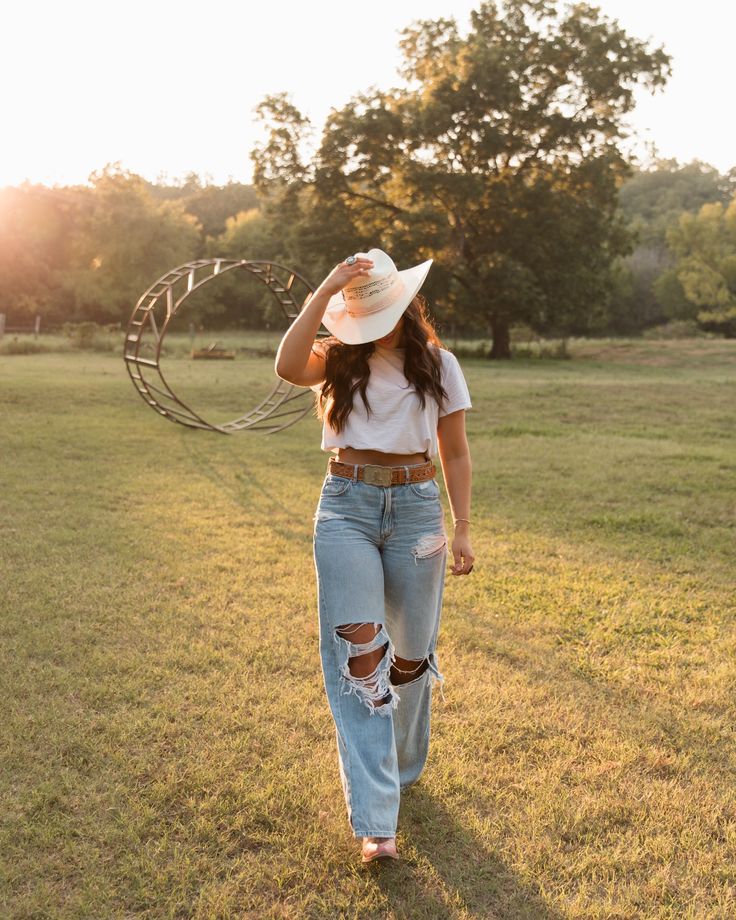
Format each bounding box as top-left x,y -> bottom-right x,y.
320,248 -> 433,345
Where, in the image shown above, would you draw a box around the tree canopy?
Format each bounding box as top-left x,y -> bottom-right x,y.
653,196 -> 736,336
252,0 -> 671,356
7,4 -> 736,344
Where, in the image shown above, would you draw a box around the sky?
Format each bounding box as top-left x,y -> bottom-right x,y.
2,0 -> 732,189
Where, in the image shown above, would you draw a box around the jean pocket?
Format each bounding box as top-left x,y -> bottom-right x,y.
321,474 -> 353,497
409,478 -> 441,500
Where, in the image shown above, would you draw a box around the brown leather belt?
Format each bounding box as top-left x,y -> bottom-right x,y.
328,457 -> 436,487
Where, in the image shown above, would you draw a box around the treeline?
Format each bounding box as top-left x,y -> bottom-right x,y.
1,2 -> 734,356
2,159 -> 734,340
0,168 -> 262,330
611,160 -> 736,336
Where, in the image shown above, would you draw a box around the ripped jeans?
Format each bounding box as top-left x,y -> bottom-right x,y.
312,465 -> 448,838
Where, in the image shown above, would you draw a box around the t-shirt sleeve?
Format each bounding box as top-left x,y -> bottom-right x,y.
439,351 -> 472,417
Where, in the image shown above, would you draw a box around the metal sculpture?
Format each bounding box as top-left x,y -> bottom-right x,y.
123,258 -> 323,434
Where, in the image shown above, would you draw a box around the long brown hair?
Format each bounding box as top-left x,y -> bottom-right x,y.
314,293 -> 449,433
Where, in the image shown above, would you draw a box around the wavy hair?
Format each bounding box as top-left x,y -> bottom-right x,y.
313,293 -> 449,434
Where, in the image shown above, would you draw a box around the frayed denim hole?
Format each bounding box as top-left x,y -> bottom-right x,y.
334,624 -> 400,717
411,533 -> 448,565
427,650 -> 446,703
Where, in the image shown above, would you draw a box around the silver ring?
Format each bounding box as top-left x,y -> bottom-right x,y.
345,255 -> 357,265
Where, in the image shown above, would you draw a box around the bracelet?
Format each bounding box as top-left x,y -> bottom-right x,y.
453,518 -> 471,526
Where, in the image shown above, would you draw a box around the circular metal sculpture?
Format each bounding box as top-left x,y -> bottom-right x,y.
123,258 -> 322,434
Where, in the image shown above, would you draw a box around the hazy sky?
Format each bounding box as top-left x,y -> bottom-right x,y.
3,0 -> 732,188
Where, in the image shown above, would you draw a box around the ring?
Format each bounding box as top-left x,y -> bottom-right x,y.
345,255 -> 357,265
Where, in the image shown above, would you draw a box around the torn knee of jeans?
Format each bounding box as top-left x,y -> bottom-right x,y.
411,532 -> 448,564
390,655 -> 430,686
334,622 -> 399,717
390,649 -> 447,701
428,650 -> 447,703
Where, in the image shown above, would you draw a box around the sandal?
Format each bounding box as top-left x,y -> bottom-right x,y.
361,836 -> 399,863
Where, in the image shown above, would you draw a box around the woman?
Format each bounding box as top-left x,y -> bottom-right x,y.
275,249 -> 474,864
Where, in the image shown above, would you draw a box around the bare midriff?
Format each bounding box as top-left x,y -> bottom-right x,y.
335,447 -> 430,467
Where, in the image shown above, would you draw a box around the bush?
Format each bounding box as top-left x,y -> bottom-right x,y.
61,322 -> 123,351
509,323 -> 538,342
510,338 -> 572,359
62,321 -> 100,348
452,340 -> 490,358
696,308 -> 736,339
641,320 -> 711,340
0,337 -> 52,355
452,336 -> 573,359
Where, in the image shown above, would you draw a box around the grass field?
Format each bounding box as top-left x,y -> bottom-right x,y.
1,338 -> 735,919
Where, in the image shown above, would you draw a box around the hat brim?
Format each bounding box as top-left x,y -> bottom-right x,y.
320,259 -> 433,345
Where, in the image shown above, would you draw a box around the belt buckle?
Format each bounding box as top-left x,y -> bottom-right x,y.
362,464 -> 393,487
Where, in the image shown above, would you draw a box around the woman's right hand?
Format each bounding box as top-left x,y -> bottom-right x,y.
317,256 -> 374,298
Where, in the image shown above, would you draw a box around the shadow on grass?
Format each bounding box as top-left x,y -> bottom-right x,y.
176,424 -> 321,533
362,785 -> 563,920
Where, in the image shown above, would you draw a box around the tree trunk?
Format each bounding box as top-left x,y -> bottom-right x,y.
488,315 -> 511,359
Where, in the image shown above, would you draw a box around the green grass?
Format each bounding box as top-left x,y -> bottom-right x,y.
0,329 -> 285,357
1,339 -> 735,919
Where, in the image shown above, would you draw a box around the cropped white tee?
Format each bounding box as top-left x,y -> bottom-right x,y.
309,342 -> 472,459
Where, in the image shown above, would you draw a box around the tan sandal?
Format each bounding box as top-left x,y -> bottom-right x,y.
361,836 -> 399,863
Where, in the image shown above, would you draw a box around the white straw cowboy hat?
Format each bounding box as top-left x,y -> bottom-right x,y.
321,248 -> 433,345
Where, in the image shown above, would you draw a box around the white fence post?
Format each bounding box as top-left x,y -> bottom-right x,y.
34,315 -> 41,338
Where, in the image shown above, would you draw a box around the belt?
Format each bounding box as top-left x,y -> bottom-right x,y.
328,457 -> 436,487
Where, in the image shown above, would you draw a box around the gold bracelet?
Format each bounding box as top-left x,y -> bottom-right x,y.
453,518 -> 471,525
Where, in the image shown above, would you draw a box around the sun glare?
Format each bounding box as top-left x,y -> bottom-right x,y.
0,0 -> 733,189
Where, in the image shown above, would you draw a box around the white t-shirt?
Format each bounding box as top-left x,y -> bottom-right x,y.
309,342 -> 472,458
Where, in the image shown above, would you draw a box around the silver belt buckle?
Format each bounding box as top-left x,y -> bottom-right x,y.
362,464 -> 393,487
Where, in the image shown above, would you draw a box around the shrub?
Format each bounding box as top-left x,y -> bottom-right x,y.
0,337 -> 51,355
62,321 -> 100,348
60,322 -> 124,351
452,340 -> 490,358
641,320 -> 711,340
510,338 -> 572,359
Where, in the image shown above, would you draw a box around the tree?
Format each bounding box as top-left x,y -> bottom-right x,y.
250,94 -> 317,268
148,174 -> 259,241
192,208 -> 285,328
252,1 -> 671,356
607,160 -> 736,333
656,196 -> 736,337
63,164 -> 201,323
619,159 -> 734,250
0,184 -> 78,324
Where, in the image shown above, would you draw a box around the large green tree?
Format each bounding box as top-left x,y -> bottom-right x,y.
606,160 -> 736,333
252,0 -> 670,357
654,196 -> 736,337
148,172 -> 259,241
63,164 -> 201,323
619,159 -> 735,249
251,94 -> 318,273
184,208 -> 287,329
0,171 -> 268,328
0,184 -> 78,324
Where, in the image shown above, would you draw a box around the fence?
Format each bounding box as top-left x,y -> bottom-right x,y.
0,314 -> 42,340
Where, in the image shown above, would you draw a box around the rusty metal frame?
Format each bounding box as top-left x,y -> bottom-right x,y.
123,258 -> 326,434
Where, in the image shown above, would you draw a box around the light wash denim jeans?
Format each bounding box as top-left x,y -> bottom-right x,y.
312,462 -> 448,838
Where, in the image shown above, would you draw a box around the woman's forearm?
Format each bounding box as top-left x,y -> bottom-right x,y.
274,256 -> 375,378
441,453 -> 472,534
274,286 -> 332,378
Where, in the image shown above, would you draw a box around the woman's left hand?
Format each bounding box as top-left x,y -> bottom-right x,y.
450,534 -> 474,575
